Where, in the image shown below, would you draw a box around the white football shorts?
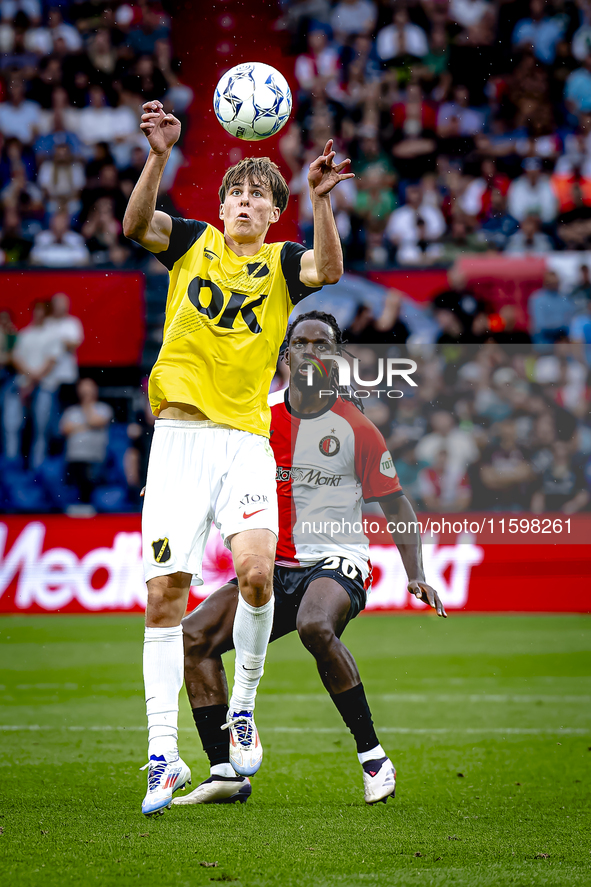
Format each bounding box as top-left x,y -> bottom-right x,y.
142,419 -> 278,585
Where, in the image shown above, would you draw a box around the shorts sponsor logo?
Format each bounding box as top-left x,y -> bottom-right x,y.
276,466 -> 342,486
239,493 -> 269,508
319,435 -> 340,457
152,538 -> 171,564
380,451 -> 398,478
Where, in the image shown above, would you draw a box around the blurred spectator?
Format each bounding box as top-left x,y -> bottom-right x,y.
0,204 -> 32,263
439,215 -> 488,263
531,441 -> 590,513
3,299 -> 62,467
344,290 -> 409,343
156,43 -> 194,116
512,0 -> 565,65
384,181 -> 445,265
123,54 -> 167,101
80,163 -> 127,221
432,269 -> 487,341
30,211 -> 90,266
119,145 -> 147,197
353,163 -> 396,264
570,263 -> 591,309
0,162 -> 43,224
479,188 -> 519,250
47,7 -> 83,53
390,85 -> 437,181
60,377 -> 112,510
477,418 -> 534,510
418,447 -> 472,512
555,187 -> 591,249
126,5 -> 170,56
0,136 -> 36,187
505,213 -> 553,254
77,85 -> 117,146
0,306 -> 16,383
529,270 -> 577,344
376,6 -> 428,62
37,142 -> 85,216
415,409 -> 479,478
506,157 -> 558,224
565,52 -> 591,114
388,396 -> 428,451
81,196 -> 124,264
460,157 -> 510,221
34,90 -> 83,161
450,0 -> 492,30
47,292 -> 83,391
295,26 -> 341,96
330,0 -> 377,42
437,85 -> 484,137
569,292 -> 591,366
0,80 -> 40,144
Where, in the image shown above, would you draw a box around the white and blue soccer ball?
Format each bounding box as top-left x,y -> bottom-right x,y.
213,62 -> 292,141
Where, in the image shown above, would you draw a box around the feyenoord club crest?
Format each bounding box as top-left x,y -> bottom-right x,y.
319,435 -> 340,457
152,537 -> 171,564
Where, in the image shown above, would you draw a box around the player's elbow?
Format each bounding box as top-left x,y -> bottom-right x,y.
122,216 -> 140,241
321,264 -> 344,286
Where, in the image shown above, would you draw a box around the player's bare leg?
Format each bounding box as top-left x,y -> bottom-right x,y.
141,572 -> 192,816
223,529 -> 275,776
296,578 -> 396,804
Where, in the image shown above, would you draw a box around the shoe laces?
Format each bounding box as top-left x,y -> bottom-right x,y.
222,713 -> 254,748
140,758 -> 167,792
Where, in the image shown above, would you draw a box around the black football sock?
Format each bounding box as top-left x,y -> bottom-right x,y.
330,682 -> 379,754
192,704 -> 230,766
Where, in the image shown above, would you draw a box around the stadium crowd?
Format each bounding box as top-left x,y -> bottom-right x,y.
0,0 -> 190,268
278,0 -> 591,268
0,0 -> 589,514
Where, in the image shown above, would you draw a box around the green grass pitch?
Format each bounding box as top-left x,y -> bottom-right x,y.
1,613 -> 590,887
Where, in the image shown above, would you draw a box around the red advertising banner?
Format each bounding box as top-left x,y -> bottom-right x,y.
1,270 -> 145,366
0,515 -> 589,615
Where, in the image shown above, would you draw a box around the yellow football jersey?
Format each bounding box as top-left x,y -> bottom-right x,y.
149,219 -> 319,437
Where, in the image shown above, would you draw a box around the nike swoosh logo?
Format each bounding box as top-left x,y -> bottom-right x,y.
242,665 -> 259,671
243,508 -> 267,519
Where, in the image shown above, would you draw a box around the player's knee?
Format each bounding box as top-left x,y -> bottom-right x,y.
236,559 -> 273,605
297,618 -> 335,656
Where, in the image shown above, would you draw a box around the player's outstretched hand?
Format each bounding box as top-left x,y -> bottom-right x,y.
140,100 -> 181,155
308,139 -> 354,197
408,580 -> 447,617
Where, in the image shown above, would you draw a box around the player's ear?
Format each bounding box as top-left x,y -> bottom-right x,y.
269,206 -> 281,224
219,204 -> 224,220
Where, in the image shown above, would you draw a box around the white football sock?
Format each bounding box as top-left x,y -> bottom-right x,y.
358,744 -> 386,764
143,625 -> 183,760
211,763 -> 236,778
229,594 -> 274,712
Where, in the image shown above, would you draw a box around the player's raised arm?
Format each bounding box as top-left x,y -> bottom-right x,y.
380,494 -> 447,617
299,139 -> 354,287
122,100 -> 180,252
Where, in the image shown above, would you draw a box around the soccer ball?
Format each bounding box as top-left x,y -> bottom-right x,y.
213,62 -> 292,141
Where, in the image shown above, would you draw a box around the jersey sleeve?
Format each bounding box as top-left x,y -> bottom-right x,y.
353,417 -> 403,503
154,218 -> 208,270
280,241 -> 322,305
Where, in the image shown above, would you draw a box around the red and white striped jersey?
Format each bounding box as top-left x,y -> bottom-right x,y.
268,389 -> 403,580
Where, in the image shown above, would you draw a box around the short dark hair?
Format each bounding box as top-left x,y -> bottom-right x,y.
285,310 -> 343,347
219,157 -> 290,214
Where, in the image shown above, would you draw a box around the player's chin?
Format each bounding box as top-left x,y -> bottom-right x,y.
293,370 -> 322,392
